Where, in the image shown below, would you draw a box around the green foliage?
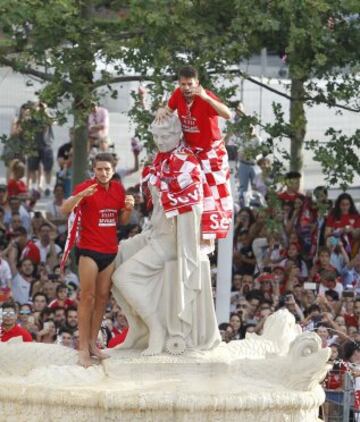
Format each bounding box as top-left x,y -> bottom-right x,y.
307,128 -> 360,189
0,0 -> 358,188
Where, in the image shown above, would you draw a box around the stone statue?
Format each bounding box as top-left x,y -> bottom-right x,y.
111,115 -> 221,355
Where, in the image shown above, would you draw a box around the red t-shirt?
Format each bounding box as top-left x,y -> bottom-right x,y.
73,179 -> 126,254
7,179 -> 27,198
326,213 -> 360,229
277,191 -> 302,202
1,324 -> 32,342
48,298 -> 76,309
344,313 -> 358,328
168,87 -> 221,149
107,327 -> 128,348
20,240 -> 41,265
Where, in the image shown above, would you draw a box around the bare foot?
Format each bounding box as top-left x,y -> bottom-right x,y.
141,320 -> 166,356
89,345 -> 110,360
78,350 -> 93,368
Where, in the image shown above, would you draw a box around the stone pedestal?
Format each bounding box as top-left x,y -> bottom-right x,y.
0,310 -> 330,421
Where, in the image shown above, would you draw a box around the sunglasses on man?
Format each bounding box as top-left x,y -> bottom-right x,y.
2,311 -> 16,317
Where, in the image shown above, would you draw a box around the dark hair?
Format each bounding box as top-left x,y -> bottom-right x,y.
314,186 -> 328,196
32,292 -> 49,303
343,341 -> 360,361
1,302 -> 16,311
39,307 -> 54,320
94,152 -> 114,165
237,207 -> 256,227
318,246 -> 331,256
19,258 -> 33,267
218,322 -> 233,331
65,306 -> 78,318
58,327 -> 73,336
53,183 -> 65,193
178,65 -> 198,80
305,304 -> 321,317
53,306 -> 66,313
331,193 -> 358,220
56,283 -> 68,294
230,312 -> 242,322
20,303 -> 32,311
14,226 -> 27,236
325,289 -> 340,301
285,171 -> 301,180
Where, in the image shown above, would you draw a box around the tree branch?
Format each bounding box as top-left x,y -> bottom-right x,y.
222,68 -> 359,113
0,56 -> 53,82
93,74 -> 166,88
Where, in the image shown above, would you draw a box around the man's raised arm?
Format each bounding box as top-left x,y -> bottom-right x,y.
194,86 -> 231,120
60,184 -> 98,215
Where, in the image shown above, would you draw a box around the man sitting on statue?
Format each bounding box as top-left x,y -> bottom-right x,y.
156,65 -> 233,239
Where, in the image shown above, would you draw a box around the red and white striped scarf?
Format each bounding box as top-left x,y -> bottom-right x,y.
143,141 -> 233,239
194,140 -> 233,239
143,145 -> 203,217
60,208 -> 81,272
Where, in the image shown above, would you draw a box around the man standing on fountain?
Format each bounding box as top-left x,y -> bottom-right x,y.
156,65 -> 233,239
61,152 -> 134,367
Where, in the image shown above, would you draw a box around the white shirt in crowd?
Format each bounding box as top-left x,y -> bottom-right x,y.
4,205 -> 31,232
34,241 -> 62,264
11,273 -> 31,304
0,258 -> 12,288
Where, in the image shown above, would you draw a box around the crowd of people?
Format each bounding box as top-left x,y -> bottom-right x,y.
1,66 -> 360,387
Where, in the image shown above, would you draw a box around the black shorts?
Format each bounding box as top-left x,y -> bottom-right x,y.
76,248 -> 116,273
27,147 -> 54,172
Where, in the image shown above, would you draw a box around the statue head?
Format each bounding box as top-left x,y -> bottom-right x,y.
150,115 -> 183,152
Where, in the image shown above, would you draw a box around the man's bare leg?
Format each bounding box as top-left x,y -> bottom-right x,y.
89,261 -> 115,360
78,256 -> 98,367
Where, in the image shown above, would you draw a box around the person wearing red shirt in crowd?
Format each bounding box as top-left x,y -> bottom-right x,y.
7,226 -> 41,267
49,283 -> 75,309
7,159 -> 28,199
1,302 -> 32,342
156,65 -> 231,149
108,309 -> 128,348
278,171 -> 303,203
325,193 -> 360,256
61,152 -> 134,368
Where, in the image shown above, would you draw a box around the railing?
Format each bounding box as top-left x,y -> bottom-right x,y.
323,369 -> 360,422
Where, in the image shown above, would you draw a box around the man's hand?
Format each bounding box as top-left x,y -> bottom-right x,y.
155,106 -> 172,122
124,195 -> 135,211
193,85 -> 209,101
77,184 -> 97,199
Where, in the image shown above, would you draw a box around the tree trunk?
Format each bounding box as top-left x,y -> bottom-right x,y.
72,107 -> 89,188
70,0 -> 94,189
289,78 -> 306,173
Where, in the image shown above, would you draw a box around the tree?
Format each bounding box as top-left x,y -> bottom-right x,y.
231,0 -> 359,178
0,0 -> 358,188
0,0 -> 139,186
124,0 -> 359,184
